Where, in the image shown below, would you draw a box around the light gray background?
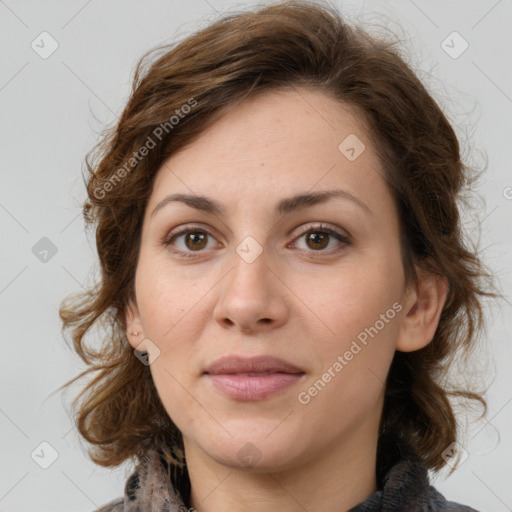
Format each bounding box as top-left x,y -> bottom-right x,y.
1,1 -> 511,511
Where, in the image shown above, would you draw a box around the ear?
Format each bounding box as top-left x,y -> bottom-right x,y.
396,269 -> 448,352
125,297 -> 146,351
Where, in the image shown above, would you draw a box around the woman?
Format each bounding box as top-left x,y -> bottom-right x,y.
59,1 -> 492,510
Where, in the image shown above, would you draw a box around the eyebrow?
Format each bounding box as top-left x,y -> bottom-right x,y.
150,188 -> 372,219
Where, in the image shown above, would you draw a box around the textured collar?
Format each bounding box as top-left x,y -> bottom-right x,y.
97,447 -> 479,512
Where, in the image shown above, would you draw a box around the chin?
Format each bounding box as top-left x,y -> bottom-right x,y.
189,424 -> 309,473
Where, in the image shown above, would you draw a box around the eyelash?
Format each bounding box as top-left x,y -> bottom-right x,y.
163,223 -> 351,259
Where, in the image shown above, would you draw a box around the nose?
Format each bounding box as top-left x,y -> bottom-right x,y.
213,244 -> 289,334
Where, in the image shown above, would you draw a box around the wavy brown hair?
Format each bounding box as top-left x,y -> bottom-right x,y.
58,0 -> 493,479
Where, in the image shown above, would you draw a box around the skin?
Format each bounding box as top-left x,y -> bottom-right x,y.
126,87 -> 448,512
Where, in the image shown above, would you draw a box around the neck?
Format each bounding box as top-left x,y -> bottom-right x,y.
184,426 -> 378,512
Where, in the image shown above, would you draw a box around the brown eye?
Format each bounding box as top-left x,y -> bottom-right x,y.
165,223 -> 349,259
305,232 -> 330,250
184,231 -> 208,251
163,227 -> 218,258
291,224 -> 351,255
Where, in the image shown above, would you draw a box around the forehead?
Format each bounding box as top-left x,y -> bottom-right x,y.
149,87 -> 388,215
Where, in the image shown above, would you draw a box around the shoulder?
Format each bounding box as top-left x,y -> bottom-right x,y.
428,485 -> 480,512
92,496 -> 124,512
438,501 -> 479,511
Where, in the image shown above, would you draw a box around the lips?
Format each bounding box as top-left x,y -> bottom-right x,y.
204,355 -> 303,375
204,355 -> 305,401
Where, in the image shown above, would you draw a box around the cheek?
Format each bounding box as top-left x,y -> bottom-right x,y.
134,257 -> 211,395
295,270 -> 401,423
295,341 -> 393,443
298,258 -> 403,345
135,256 -> 208,341
149,360 -> 213,439
294,257 -> 404,408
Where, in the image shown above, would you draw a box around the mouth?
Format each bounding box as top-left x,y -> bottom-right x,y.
203,355 -> 305,401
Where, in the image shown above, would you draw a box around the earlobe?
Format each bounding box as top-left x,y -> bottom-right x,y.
396,271 -> 448,353
125,299 -> 146,351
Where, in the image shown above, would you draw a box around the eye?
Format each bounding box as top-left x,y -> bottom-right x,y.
163,223 -> 350,259
163,225 -> 219,258
290,224 -> 350,254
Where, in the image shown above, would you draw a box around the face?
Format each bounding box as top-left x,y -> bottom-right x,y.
126,87 -> 421,473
